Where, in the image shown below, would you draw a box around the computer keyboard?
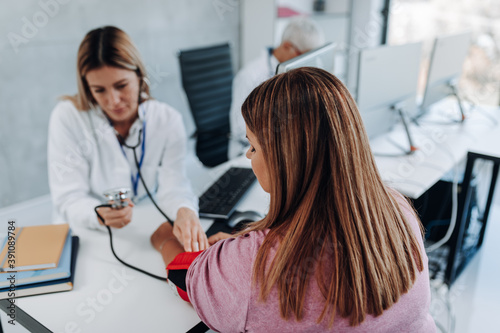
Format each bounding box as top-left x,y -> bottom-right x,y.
199,167 -> 256,219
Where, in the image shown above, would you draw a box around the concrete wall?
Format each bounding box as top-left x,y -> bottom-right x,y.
241,0 -> 275,66
0,0 -> 240,208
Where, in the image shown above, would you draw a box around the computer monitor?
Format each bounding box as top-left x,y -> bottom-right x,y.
275,42 -> 335,74
356,42 -> 422,151
420,31 -> 472,119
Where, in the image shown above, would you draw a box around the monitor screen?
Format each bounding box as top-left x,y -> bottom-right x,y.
356,42 -> 422,139
275,42 -> 335,75
420,31 -> 472,114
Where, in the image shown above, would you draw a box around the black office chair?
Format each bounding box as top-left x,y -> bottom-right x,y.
178,43 -> 233,167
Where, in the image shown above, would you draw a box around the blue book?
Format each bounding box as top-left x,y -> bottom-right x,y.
0,231 -> 72,288
0,236 -> 79,299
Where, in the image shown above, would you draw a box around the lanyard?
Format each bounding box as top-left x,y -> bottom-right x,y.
118,120 -> 146,197
108,104 -> 147,198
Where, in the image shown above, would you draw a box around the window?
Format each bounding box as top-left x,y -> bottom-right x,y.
388,0 -> 500,106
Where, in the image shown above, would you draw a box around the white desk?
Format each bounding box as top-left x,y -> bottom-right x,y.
14,156 -> 269,333
372,98 -> 500,199
469,125 -> 500,158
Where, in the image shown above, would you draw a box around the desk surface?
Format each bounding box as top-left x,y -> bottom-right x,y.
372,99 -> 500,198
7,98 -> 500,332
15,156 -> 269,333
469,121 -> 500,158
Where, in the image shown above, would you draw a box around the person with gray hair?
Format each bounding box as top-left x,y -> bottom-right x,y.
229,16 -> 325,159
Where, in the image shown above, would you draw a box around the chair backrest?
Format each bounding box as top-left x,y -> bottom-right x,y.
178,43 -> 233,167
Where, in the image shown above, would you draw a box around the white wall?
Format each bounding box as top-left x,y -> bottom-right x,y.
0,0 -> 240,207
241,0 -> 275,66
347,0 -> 387,95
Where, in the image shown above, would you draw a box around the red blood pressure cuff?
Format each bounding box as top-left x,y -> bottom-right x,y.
166,251 -> 203,302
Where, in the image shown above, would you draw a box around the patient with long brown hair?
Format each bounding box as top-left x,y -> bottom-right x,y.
151,67 -> 436,332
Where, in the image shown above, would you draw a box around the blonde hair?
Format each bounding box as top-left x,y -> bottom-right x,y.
241,67 -> 424,327
63,26 -> 150,110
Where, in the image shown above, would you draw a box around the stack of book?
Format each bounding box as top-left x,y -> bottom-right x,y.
0,224 -> 79,299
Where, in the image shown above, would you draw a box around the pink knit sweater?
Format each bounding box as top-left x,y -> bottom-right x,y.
187,198 -> 436,332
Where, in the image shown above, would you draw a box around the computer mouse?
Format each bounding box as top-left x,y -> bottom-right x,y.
228,210 -> 264,228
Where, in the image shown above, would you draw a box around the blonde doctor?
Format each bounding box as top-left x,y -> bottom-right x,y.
48,26 -> 208,252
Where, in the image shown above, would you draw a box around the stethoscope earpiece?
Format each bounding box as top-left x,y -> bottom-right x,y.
139,77 -> 150,103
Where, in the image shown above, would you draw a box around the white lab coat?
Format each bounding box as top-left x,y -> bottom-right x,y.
229,49 -> 279,159
47,99 -> 198,230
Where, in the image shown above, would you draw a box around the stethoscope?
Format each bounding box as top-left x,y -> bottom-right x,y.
110,104 -> 174,225
95,99 -> 205,333
113,104 -> 147,198
95,100 -> 176,292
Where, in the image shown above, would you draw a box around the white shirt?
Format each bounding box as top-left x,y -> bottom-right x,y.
229,49 -> 279,158
47,99 -> 198,230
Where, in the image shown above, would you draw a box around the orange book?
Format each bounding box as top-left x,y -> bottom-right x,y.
0,224 -> 69,272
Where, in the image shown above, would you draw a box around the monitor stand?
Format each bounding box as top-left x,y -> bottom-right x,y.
448,81 -> 466,122
393,103 -> 418,155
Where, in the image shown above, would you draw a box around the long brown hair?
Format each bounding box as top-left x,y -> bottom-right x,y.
63,26 -> 150,110
241,67 -> 424,327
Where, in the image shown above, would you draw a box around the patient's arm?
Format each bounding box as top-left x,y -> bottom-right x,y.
151,222 -> 185,266
151,222 -> 234,266
151,222 -> 235,303
208,231 -> 233,245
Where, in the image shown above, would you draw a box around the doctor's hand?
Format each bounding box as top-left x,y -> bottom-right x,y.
96,199 -> 135,229
172,207 -> 209,252
208,232 -> 233,246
